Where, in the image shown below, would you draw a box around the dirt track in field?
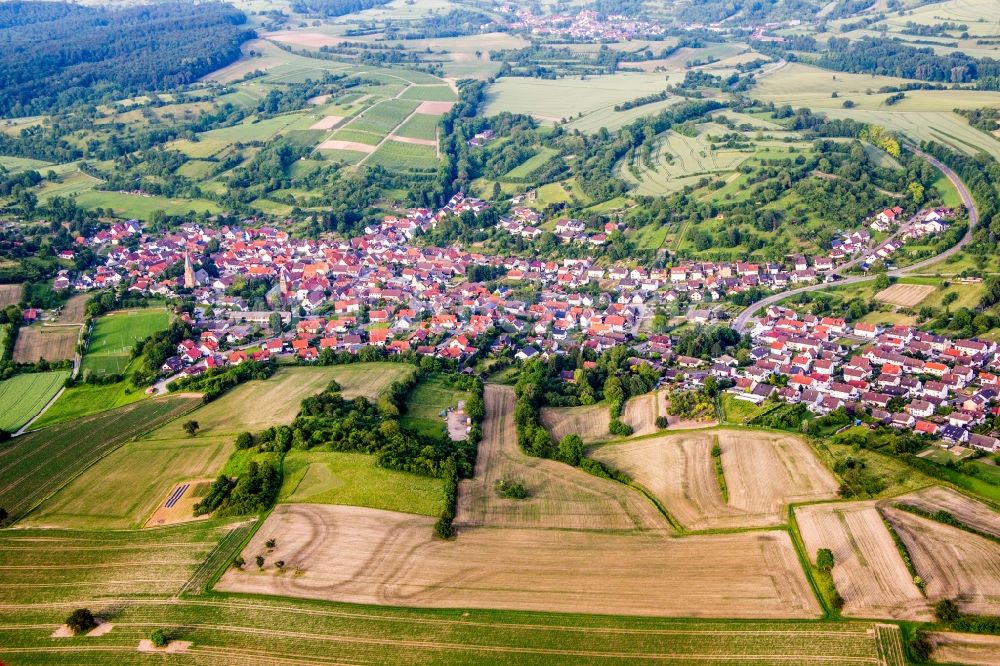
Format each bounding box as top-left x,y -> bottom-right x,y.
456,385 -> 665,530
217,503 -> 821,619
594,429 -> 838,530
883,506 -> 1000,616
796,502 -> 933,621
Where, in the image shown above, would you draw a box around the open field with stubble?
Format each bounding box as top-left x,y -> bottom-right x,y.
217,503 -> 820,619
0,395 -> 201,521
927,631 -> 1000,666
874,283 -> 935,308
882,505 -> 1000,616
11,325 -> 78,363
0,283 -> 21,307
457,385 -> 665,530
893,485 -> 1000,538
539,391 -> 661,444
593,429 -> 839,530
796,501 -> 933,621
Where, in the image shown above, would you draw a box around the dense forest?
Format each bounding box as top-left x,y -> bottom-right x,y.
818,37 -> 1000,86
290,0 -> 390,17
0,1 -> 254,117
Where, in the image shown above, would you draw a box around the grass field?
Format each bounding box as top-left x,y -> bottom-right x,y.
279,450 -> 445,516
153,363 -> 413,439
31,376 -> 150,428
503,147 -> 558,180
0,597 -> 903,664
394,112 -> 439,141
0,371 -> 68,432
400,374 -> 469,438
367,139 -> 438,170
24,430 -> 233,529
482,73 -> 681,126
81,308 -> 169,377
399,85 -> 456,102
0,395 -> 201,521
0,519 -> 250,605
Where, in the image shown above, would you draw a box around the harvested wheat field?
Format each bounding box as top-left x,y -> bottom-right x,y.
927,632 -> 1000,666
415,101 -> 455,115
217,503 -> 820,619
317,139 -> 376,153
390,135 -> 437,147
309,115 -> 344,130
0,283 -> 21,307
540,391 -> 658,443
457,385 -> 665,530
56,293 -> 88,324
796,501 -> 932,621
890,486 -> 1000,539
593,429 -> 838,530
882,506 -> 1000,616
874,283 -> 935,307
12,326 -> 78,363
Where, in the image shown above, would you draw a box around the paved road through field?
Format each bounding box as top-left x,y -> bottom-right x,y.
732,146 -> 978,332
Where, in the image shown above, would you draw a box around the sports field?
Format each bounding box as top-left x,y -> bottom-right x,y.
0,395 -> 201,521
0,370 -> 68,432
279,449 -> 445,516
81,308 -> 169,376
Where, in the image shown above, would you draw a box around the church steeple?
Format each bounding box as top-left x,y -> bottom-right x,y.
184,251 -> 196,289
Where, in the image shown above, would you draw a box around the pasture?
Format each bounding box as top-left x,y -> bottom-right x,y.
0,370 -> 68,432
592,429 -> 839,530
0,283 -> 21,307
218,503 -> 820,619
154,363 -> 412,439
23,433 -> 234,530
11,325 -> 78,363
457,385 -> 665,530
874,283 -> 935,307
482,73 -> 681,126
883,505 -> 1000,616
279,450 -> 445,516
31,374 -> 149,427
0,395 -> 201,521
81,308 -> 169,376
795,501 -> 933,621
0,598 -> 899,664
504,147 -> 558,180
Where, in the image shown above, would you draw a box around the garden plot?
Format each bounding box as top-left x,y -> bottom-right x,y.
593,429 -> 838,530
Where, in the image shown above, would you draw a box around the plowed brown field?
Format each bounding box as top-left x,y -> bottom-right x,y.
457,385 -> 665,530
217,503 -> 821,619
594,429 -> 838,530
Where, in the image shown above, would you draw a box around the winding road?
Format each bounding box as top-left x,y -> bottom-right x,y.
732,146 -> 978,333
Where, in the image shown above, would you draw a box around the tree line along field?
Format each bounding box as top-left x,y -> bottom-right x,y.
0,370 -> 68,432
0,394 -> 201,521
80,307 -> 170,377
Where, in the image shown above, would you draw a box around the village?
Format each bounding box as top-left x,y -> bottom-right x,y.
49,191 -> 996,454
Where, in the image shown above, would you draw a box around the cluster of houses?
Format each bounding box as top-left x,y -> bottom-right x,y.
496,206 -> 616,246
727,306 -> 1000,453
503,7 -> 665,41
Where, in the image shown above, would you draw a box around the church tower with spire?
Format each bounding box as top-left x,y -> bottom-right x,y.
183,251 -> 196,289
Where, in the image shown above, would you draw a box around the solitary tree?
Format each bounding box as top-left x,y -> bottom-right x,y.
255,555 -> 265,569
150,629 -> 169,648
232,555 -> 245,569
66,608 -> 97,635
182,420 -> 200,437
816,548 -> 835,572
265,538 -> 276,549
